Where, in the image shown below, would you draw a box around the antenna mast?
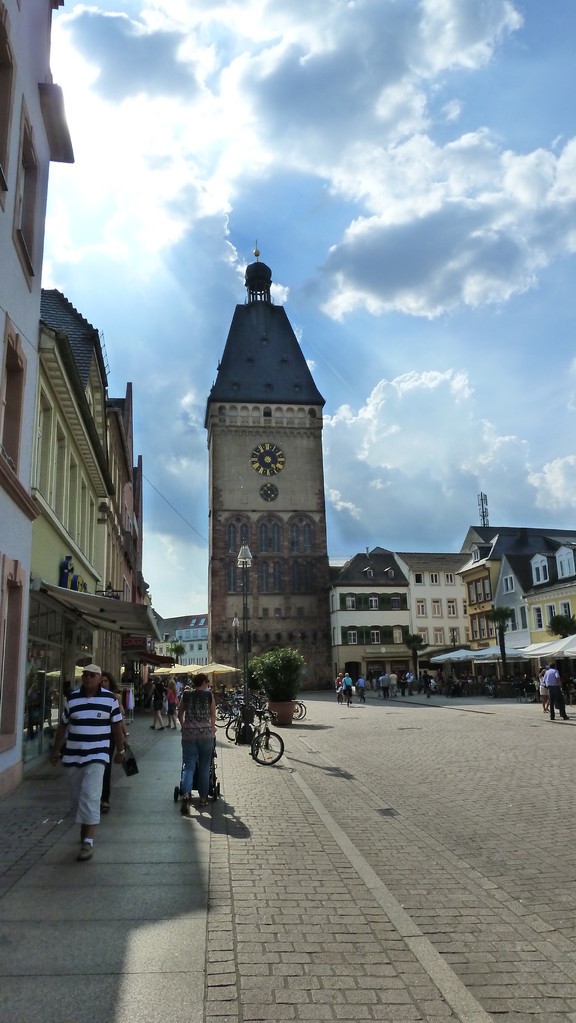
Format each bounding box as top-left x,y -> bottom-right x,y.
478,492 -> 489,527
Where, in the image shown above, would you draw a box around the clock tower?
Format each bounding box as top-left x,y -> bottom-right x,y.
205,256 -> 331,687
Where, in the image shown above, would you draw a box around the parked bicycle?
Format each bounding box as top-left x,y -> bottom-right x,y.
250,708 -> 285,765
292,700 -> 307,720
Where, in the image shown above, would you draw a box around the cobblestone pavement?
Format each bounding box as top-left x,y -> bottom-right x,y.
2,694 -> 576,1022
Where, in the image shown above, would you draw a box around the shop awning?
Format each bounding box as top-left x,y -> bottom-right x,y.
123,651 -> 175,666
35,580 -> 161,641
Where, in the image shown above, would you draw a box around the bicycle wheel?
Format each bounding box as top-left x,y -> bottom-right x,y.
292,701 -> 306,720
225,717 -> 239,742
215,705 -> 230,726
251,730 -> 284,765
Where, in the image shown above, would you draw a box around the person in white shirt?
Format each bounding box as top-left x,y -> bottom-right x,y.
543,662 -> 569,721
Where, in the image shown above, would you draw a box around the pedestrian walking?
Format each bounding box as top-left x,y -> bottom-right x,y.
543,662 -> 569,721
99,669 -> 128,815
357,674 -> 366,702
342,672 -> 353,707
150,676 -> 166,730
166,678 -> 179,730
379,672 -> 390,699
389,670 -> 398,698
49,664 -> 126,861
178,672 -> 216,812
538,667 -> 550,714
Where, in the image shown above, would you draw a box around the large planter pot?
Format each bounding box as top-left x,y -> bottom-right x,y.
268,700 -> 295,727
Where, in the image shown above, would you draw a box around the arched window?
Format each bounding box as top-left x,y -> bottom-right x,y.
304,562 -> 314,591
303,522 -> 313,552
291,524 -> 299,553
240,522 -> 249,545
227,563 -> 237,592
259,562 -> 269,593
259,522 -> 269,553
273,562 -> 282,591
272,522 -> 282,553
227,523 -> 237,554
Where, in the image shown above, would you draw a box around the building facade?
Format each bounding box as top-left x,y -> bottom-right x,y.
0,0 -> 73,796
329,548 -> 410,684
395,551 -> 469,652
205,257 -> 331,687
24,290 -> 158,765
155,614 -> 209,667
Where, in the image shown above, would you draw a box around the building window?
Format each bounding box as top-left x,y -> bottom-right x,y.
365,568 -> 373,578
445,573 -> 454,585
368,595 -> 378,610
227,563 -> 237,592
503,575 -> 514,593
346,595 -> 356,610
483,578 -> 491,601
272,562 -> 282,591
259,562 -> 269,593
416,599 -> 426,617
433,628 -> 444,645
393,626 -> 403,644
227,523 -> 237,554
546,604 -> 556,626
14,111 -> 39,276
431,599 -> 442,617
508,609 -> 517,631
0,12 -> 14,199
429,572 -> 439,585
370,629 -> 380,644
303,522 -> 313,552
347,630 -> 357,645
391,594 -> 401,610
449,627 -> 460,645
467,582 -> 476,605
533,606 -> 543,630
414,572 -> 424,584
519,606 -> 527,630
418,628 -> 428,644
561,601 -> 572,617
447,599 -> 457,617
0,320 -> 26,473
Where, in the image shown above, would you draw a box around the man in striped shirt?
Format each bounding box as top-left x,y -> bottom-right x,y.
50,664 -> 126,861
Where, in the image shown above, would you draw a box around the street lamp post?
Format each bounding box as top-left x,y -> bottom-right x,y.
232,614 -> 239,672
237,544 -> 253,742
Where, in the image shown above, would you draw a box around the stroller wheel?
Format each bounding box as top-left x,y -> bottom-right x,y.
173,785 -> 180,802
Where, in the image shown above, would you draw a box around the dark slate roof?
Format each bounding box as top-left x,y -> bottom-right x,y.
206,300 -> 324,411
461,525 -> 576,557
396,552 -> 469,572
41,289 -> 107,388
333,548 -> 409,587
155,614 -> 208,636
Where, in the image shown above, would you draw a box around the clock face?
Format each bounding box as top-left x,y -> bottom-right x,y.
260,482 -> 279,502
250,442 -> 285,477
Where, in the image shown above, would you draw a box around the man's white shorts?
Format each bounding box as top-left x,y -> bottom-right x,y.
65,762 -> 106,825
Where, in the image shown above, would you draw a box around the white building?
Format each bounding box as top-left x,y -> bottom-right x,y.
0,0 -> 72,797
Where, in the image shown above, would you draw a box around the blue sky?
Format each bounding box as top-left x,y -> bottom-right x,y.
44,0 -> 576,617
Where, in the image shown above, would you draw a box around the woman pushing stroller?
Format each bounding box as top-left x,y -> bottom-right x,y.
178,673 -> 216,813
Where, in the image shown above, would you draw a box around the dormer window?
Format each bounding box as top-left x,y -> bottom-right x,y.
472,549 -> 480,562
531,555 -> 549,585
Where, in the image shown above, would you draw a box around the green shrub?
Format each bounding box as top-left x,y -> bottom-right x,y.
249,647 -> 304,701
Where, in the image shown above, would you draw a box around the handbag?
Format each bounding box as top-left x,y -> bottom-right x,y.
122,743 -> 139,776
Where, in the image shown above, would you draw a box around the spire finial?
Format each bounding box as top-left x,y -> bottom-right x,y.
254,240 -> 260,260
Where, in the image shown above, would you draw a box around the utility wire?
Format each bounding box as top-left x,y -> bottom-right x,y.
143,473 -> 208,546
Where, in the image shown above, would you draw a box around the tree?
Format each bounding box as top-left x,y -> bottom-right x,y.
169,641 -> 186,664
548,614 -> 576,638
486,607 -> 514,679
405,633 -> 426,679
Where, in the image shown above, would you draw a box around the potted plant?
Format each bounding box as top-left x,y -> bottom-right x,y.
249,647 -> 304,726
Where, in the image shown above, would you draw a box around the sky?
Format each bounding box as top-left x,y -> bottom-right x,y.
44,0 -> 576,618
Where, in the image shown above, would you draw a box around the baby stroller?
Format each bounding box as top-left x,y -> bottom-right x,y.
173,740 -> 220,806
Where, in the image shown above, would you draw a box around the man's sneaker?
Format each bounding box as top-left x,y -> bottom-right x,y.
77,842 -> 93,861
